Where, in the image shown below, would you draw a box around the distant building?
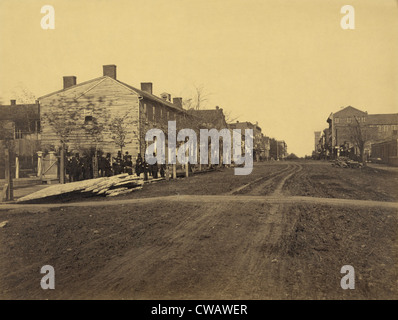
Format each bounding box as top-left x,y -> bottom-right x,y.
0,100 -> 40,140
188,106 -> 229,165
228,121 -> 264,161
188,106 -> 227,130
261,134 -> 270,160
326,106 -> 398,158
371,139 -> 398,166
0,100 -> 41,177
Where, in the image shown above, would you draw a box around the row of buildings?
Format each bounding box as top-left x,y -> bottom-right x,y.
1,65 -> 287,177
314,106 -> 398,165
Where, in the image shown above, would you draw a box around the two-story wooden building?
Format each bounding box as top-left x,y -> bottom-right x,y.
39,65 -> 188,159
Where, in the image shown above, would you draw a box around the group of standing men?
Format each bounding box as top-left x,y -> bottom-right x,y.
134,153 -> 165,181
66,151 -> 165,182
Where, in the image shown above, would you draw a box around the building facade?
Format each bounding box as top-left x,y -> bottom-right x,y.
39,65 -> 187,159
228,121 -> 265,161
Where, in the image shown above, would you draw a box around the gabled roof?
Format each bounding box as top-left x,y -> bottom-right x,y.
334,106 -> 367,116
38,76 -> 106,100
228,121 -> 261,131
39,76 -> 185,113
188,108 -> 227,127
368,113 -> 398,125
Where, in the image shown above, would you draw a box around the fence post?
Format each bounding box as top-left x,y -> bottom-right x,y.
15,155 -> 19,179
37,151 -> 43,178
4,148 -> 13,201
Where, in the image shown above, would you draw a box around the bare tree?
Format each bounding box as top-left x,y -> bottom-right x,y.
11,83 -> 36,104
182,85 -> 211,110
42,95 -> 112,180
348,116 -> 373,165
222,109 -> 240,124
109,113 -> 134,155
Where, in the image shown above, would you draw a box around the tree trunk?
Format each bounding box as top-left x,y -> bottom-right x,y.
360,147 -> 366,166
60,143 -> 65,184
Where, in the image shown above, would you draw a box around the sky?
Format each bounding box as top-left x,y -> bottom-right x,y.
0,0 -> 397,157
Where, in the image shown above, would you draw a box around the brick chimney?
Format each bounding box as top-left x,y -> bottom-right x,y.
63,76 -> 77,89
10,99 -> 16,105
173,97 -> 183,108
141,82 -> 153,94
103,65 -> 117,79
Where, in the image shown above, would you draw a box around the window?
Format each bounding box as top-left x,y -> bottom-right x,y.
146,104 -> 152,121
152,106 -> 155,121
362,117 -> 366,122
346,117 -> 352,123
84,116 -> 93,124
335,118 -> 339,123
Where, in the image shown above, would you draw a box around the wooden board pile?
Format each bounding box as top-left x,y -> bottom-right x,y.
16,174 -> 158,202
331,157 -> 363,168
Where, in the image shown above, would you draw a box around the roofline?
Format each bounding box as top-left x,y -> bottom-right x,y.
37,75 -> 187,114
368,113 -> 398,117
38,76 -> 106,100
116,80 -> 186,113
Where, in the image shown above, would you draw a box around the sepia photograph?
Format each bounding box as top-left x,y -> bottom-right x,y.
0,0 -> 397,308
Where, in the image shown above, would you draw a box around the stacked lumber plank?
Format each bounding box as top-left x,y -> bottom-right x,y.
331,157 -> 363,168
16,174 -> 146,202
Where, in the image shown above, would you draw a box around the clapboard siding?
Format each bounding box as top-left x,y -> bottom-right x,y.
39,77 -> 140,157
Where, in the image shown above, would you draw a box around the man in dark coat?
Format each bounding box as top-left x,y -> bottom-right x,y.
70,153 -> 81,182
104,153 -> 113,177
125,155 -> 133,175
151,152 -> 158,179
135,153 -> 143,177
82,156 -> 92,180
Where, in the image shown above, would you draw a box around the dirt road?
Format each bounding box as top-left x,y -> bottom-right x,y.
0,161 -> 397,299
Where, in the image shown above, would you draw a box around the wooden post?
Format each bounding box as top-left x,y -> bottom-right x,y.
60,144 -> 65,184
93,148 -> 99,179
37,151 -> 43,177
165,166 -> 170,181
4,148 -> 13,201
172,163 -> 177,179
185,163 -> 189,178
15,155 -> 19,179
